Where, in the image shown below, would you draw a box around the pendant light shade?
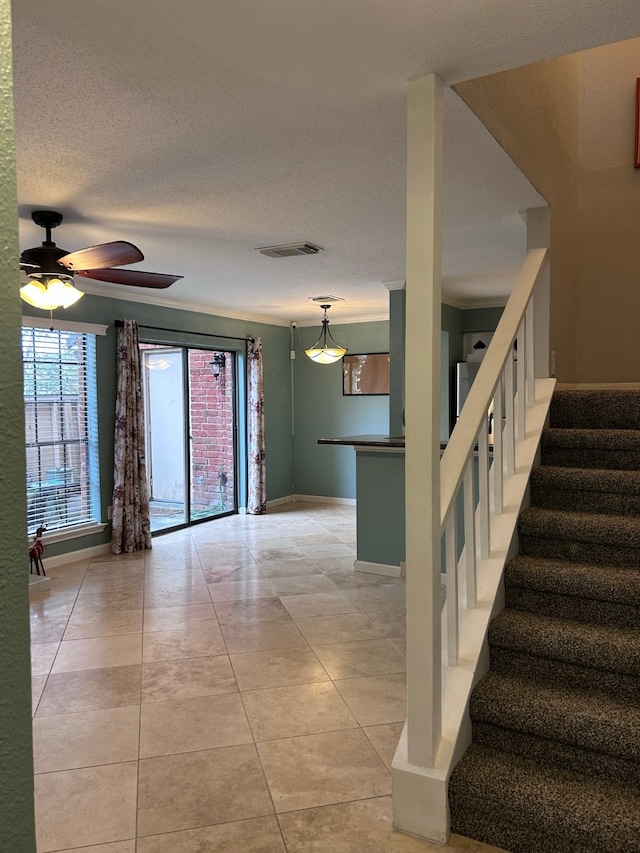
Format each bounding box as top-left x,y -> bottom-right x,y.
20,275 -> 84,310
304,304 -> 347,364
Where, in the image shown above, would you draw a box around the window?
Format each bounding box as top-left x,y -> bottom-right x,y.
22,323 -> 101,534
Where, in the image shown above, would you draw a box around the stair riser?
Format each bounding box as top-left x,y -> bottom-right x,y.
541,448 -> 640,470
550,391 -> 640,430
489,647 -> 640,702
519,534 -> 640,568
472,721 -> 640,790
505,586 -> 640,630
530,486 -> 640,516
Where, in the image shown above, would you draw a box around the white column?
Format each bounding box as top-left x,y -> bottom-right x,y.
404,72 -> 444,766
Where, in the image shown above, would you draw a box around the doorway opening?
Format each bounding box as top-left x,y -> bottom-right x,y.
140,343 -> 237,534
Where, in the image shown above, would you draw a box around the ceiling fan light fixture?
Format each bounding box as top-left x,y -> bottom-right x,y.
20,276 -> 84,310
304,304 -> 347,365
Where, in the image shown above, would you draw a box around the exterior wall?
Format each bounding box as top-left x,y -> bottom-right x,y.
0,0 -> 36,847
456,53 -> 582,383
188,349 -> 235,513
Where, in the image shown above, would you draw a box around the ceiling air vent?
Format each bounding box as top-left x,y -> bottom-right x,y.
257,242 -> 323,258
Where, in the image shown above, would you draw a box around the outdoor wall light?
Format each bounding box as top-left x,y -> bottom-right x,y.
210,352 -> 226,378
304,304 -> 347,365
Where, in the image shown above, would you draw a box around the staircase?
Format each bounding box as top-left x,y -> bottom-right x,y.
448,388 -> 640,853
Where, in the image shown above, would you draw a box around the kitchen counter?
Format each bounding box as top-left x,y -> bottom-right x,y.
318,434 -> 405,448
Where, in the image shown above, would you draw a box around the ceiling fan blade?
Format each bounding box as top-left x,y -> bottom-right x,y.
76,268 -> 183,289
58,241 -> 144,271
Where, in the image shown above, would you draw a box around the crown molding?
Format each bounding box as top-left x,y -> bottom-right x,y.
442,294 -> 508,310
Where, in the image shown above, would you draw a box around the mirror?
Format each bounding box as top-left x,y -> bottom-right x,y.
343,353 -> 390,396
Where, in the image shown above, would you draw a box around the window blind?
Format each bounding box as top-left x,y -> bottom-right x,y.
22,326 -> 100,534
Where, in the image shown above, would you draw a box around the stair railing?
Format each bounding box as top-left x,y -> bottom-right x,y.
439,247 -> 547,670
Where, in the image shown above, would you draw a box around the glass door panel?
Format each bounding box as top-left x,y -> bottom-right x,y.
142,346 -> 188,532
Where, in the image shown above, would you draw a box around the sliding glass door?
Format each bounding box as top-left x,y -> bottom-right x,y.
141,344 -> 236,533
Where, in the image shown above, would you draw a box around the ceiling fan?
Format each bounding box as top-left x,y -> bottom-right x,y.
20,209 -> 183,310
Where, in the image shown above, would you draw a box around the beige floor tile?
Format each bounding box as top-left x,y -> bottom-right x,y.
72,589 -> 144,614
388,635 -> 406,655
30,613 -> 69,644
142,621 -> 226,662
140,692 -> 252,757
248,545 -> 307,562
32,674 -> 47,714
267,574 -> 340,596
63,608 -> 143,640
143,602 -> 216,633
36,665 -> 141,716
434,835 -> 511,852
298,543 -> 356,559
214,596 -> 292,625
137,816 -> 286,853
230,647 -> 329,690
361,607 -> 407,638
202,564 -> 265,583
335,672 -> 407,726
142,654 -> 237,702
313,557 -> 360,574
52,634 -> 142,673
312,639 -> 406,679
143,584 -> 212,608
280,592 -> 358,619
79,574 -> 144,595
35,761 -> 138,852
54,842 -> 135,853
207,578 -> 275,602
363,722 -> 406,770
137,744 -> 273,837
221,619 -> 307,653
31,642 -> 59,676
243,681 -> 357,741
30,595 -> 75,620
278,796 -> 438,851
257,728 -> 390,812
196,549 -> 257,569
342,585 -> 407,608
259,559 -> 323,578
33,705 -> 140,773
295,612 -> 383,645
90,552 -> 145,566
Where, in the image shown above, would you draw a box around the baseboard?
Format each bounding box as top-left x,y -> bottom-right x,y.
291,494 -> 356,506
43,542 -> 112,570
355,559 -> 403,578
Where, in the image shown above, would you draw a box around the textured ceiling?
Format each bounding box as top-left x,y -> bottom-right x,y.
11,0 -> 640,324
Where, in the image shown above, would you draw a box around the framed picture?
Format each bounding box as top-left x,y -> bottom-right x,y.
342,353 -> 390,396
635,78 -> 640,169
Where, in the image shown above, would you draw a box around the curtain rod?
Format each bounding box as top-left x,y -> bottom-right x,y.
115,319 -> 254,343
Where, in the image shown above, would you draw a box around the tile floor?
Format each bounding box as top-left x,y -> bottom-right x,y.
30,501 -> 506,853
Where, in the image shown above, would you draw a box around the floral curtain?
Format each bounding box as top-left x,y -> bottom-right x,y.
111,320 -> 152,553
247,336 -> 266,514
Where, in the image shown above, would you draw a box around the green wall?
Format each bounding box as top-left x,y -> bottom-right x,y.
293,320 -> 389,499
22,294 -> 293,556
0,0 -> 36,847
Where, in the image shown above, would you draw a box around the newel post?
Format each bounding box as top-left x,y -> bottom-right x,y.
393,72 -> 447,841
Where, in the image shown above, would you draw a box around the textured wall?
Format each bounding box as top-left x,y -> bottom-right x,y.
0,0 -> 36,847
456,53 -> 582,383
577,39 -> 640,381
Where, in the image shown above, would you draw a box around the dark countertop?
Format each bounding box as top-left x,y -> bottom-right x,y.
318,434 -> 406,448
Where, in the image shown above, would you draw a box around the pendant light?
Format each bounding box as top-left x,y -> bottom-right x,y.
304,304 -> 347,364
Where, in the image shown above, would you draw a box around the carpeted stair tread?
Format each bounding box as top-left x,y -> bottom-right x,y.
449,742 -> 640,852
489,646 -> 640,702
541,428 -> 640,470
519,506 -> 640,548
530,465 -> 640,514
473,721 -> 640,789
504,585 -> 640,629
470,670 -> 640,762
488,609 -> 640,675
505,555 -> 640,607
549,389 -> 640,430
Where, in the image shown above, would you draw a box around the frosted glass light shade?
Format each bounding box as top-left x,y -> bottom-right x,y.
20,277 -> 84,310
304,304 -> 347,365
